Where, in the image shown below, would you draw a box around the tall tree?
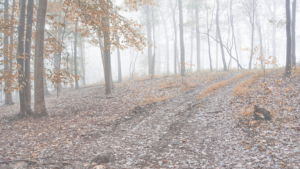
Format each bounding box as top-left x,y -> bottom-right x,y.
24,0 -> 34,108
190,10 -> 194,72
243,0 -> 259,69
204,0 -> 214,71
195,4 -> 200,71
291,0 -> 297,67
117,47 -> 122,82
151,6 -> 156,77
285,0 -> 292,76
168,0 -> 178,74
17,0 -> 30,116
146,4 -> 153,75
178,0 -> 185,76
34,0 -> 48,117
159,8 -> 170,74
74,20 -> 79,89
216,0 -> 227,71
3,0 -> 13,105
103,16 -> 113,94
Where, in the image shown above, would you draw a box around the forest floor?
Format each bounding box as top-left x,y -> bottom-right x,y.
0,68 -> 299,169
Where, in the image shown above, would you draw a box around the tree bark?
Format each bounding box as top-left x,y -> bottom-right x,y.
103,16 -> 112,94
169,0 -> 178,74
190,10 -> 194,72
195,5 -> 200,71
291,0 -> 296,67
285,0 -> 292,76
216,0 -> 227,71
151,6 -> 156,76
159,9 -> 169,74
178,0 -> 185,76
117,47 -> 122,82
24,0 -> 34,108
17,0 -> 29,116
256,17 -> 264,69
74,20 -> 79,89
4,0 -> 13,105
80,36 -> 86,86
146,4 -> 152,75
6,0 -> 16,105
34,0 -> 48,117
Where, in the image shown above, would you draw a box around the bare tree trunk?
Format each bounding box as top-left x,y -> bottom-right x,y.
43,74 -> 51,96
169,0 -> 178,74
256,16 -> 264,69
146,4 -> 152,75
4,0 -> 13,105
216,27 -> 218,70
80,36 -> 86,86
17,0 -> 29,116
6,0 -> 16,105
34,0 -> 48,117
190,11 -> 194,72
103,16 -> 112,94
285,0 -> 292,76
159,9 -> 169,74
151,6 -> 156,76
178,0 -> 185,76
74,20 -> 79,89
216,0 -> 227,71
230,0 -> 241,70
195,5 -> 200,71
24,0 -> 34,109
117,47 -> 122,82
291,0 -> 296,67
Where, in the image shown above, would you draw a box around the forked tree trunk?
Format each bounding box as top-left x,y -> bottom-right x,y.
285,0 -> 292,76
169,0 -> 178,74
178,0 -> 185,76
34,0 -> 48,117
24,0 -> 34,109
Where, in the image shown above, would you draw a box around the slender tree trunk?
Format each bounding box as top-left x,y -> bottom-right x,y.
285,0 -> 292,76
117,47 -> 122,82
146,4 -> 152,75
230,0 -> 240,70
159,9 -> 169,74
249,22 -> 255,69
178,0 -> 185,76
80,37 -> 86,86
103,16 -> 112,94
169,0 -> 178,74
4,0 -> 13,105
74,20 -> 79,89
6,0 -> 16,105
195,5 -> 200,71
151,6 -> 156,76
17,0 -> 29,116
216,27 -> 218,70
34,0 -> 48,117
291,0 -> 296,67
24,0 -> 34,109
257,18 -> 264,69
272,9 -> 277,66
43,74 -> 50,95
216,0 -> 227,71
190,11 -> 194,72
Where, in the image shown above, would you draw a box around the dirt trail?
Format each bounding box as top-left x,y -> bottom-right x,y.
95,73 -> 250,169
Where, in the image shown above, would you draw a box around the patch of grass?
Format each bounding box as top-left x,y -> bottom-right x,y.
197,72 -> 252,100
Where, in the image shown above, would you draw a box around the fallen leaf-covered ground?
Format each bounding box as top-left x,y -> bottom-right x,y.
0,69 -> 299,169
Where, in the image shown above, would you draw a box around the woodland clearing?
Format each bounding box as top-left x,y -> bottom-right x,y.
0,69 -> 299,169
